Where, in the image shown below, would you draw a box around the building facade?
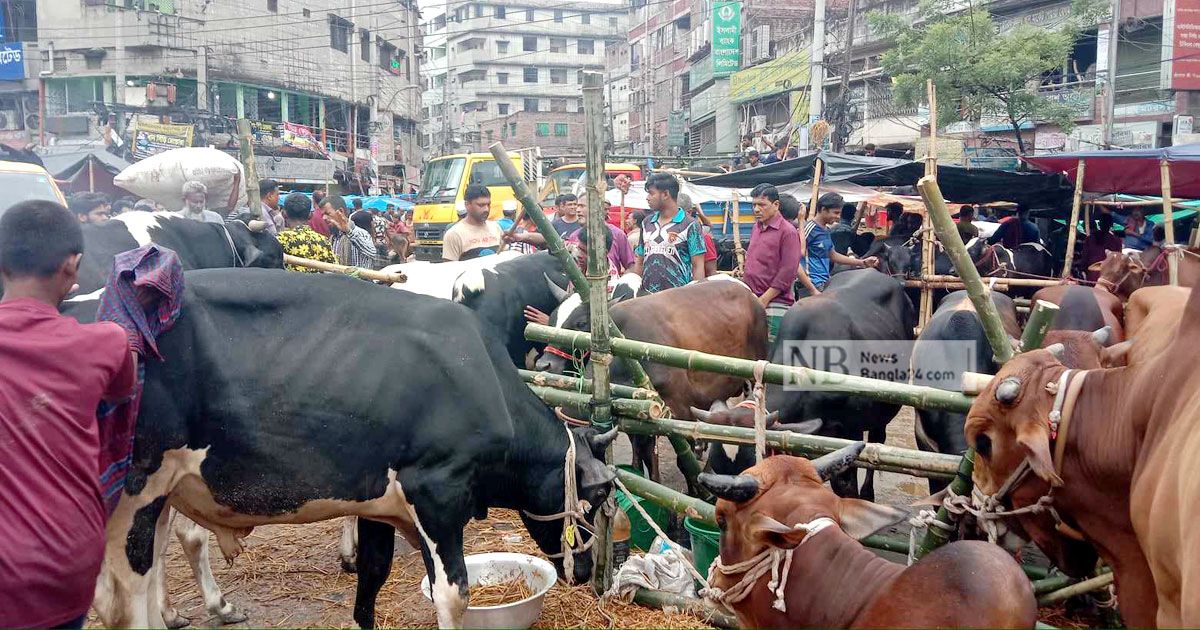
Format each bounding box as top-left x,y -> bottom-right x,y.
419,0 -> 626,157
30,0 -> 422,189
626,0 -> 691,155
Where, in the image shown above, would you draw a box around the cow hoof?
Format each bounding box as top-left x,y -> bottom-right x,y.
341,558 -> 357,573
164,612 -> 191,629
216,608 -> 248,625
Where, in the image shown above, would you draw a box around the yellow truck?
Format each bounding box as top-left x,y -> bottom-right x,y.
0,160 -> 67,218
411,151 -> 535,261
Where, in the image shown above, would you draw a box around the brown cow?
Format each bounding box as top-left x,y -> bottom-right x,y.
965,285 -> 1200,627
698,444 -> 1036,629
1094,245 -> 1200,301
1032,284 -> 1125,344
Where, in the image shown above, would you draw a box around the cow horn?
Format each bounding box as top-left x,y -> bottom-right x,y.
811,441 -> 866,481
1091,326 -> 1113,347
994,376 -> 1022,405
588,427 -> 619,453
689,406 -> 712,422
544,273 -> 569,302
247,219 -> 268,233
697,473 -> 759,503
765,410 -> 780,424
1045,343 -> 1067,361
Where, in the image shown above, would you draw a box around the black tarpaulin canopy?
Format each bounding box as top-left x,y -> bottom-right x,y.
1022,144 -> 1200,198
693,151 -> 1073,208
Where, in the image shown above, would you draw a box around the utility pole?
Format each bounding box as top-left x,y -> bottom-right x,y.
441,0 -> 451,154
807,0 -> 827,147
832,0 -> 859,152
1102,0 -> 1120,149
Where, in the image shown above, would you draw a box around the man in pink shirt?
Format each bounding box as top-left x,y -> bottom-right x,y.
0,200 -> 137,629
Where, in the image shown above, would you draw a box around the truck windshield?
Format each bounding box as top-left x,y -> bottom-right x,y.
0,172 -> 62,220
416,158 -> 466,203
467,160 -> 510,187
545,168 -> 584,199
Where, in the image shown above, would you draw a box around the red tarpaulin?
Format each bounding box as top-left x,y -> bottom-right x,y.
1022,144 -> 1200,198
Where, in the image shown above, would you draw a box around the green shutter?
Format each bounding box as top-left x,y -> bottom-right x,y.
554,123 -> 568,136
537,122 -> 550,136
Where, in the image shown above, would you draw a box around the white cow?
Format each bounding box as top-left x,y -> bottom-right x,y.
380,250 -> 523,300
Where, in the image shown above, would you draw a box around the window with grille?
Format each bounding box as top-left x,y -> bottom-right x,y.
578,39 -> 594,54
554,123 -> 568,136
549,38 -> 566,53
499,103 -> 510,114
581,13 -> 590,24
497,40 -> 510,54
267,0 -> 277,11
551,98 -> 567,112
536,122 -> 550,136
554,9 -> 563,22
524,67 -> 538,82
550,69 -> 567,84
526,8 -> 534,21
360,29 -> 371,62
524,98 -> 538,112
329,15 -> 353,53
523,36 -> 537,52
497,72 -> 509,84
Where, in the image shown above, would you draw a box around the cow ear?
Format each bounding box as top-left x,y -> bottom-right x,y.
1016,425 -> 1062,487
837,499 -> 908,540
1087,261 -> 1104,272
1100,340 -> 1132,368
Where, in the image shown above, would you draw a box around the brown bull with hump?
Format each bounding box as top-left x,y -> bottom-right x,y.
698,444 -> 1036,629
966,285 -> 1199,627
1094,245 -> 1200,301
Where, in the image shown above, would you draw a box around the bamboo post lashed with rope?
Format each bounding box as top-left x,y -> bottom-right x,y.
1160,159 -> 1179,286
282,254 -> 406,283
1062,160 -> 1086,278
488,142 -> 709,497
236,118 -> 263,218
730,191 -> 745,275
581,71 -> 615,595
800,159 -> 824,258
918,80 -> 938,331
525,325 -> 976,413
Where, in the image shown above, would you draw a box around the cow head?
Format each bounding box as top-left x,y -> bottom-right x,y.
534,274 -> 641,374
964,348 -> 1099,576
1039,326 -> 1114,370
519,425 -> 617,585
225,218 -> 284,269
866,237 -> 917,278
698,445 -> 906,579
1096,251 -> 1145,300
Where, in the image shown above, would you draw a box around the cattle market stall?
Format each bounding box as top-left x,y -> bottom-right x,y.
1023,143 -> 1200,284
487,130 -> 1113,628
41,144 -> 131,198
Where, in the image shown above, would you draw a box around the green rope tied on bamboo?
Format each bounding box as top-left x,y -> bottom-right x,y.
343,267 -> 362,279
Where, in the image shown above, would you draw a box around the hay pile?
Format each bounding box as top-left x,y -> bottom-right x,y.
141,509 -> 714,629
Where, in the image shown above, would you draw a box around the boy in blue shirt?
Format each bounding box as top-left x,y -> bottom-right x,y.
797,193 -> 877,297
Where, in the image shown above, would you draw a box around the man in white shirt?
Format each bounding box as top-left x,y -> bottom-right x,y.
442,185 -> 505,261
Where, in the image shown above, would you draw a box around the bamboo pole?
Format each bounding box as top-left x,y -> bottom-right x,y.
730,191 -> 745,275
918,80 -> 939,331
1160,159 -> 1179,286
582,72 -> 614,594
527,386 -> 663,420
1087,198 -> 1186,207
282,254 -> 406,283
616,467 -> 714,522
919,274 -> 1061,287
1036,572 -> 1114,606
917,176 -> 1015,364
619,416 -> 959,479
518,369 -> 653,400
490,142 -> 707,494
1021,301 -> 1061,351
1062,160 -> 1086,278
236,118 -> 263,218
632,590 -> 738,629
800,159 -> 824,258
526,325 -> 978,413
88,158 -> 95,192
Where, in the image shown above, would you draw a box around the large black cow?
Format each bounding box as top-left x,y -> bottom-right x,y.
701,269 -> 914,499
452,251 -> 571,366
75,212 -> 282,296
91,269 -> 615,629
909,291 -> 1020,491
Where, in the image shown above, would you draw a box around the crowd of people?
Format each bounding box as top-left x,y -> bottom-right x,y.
64,178 -> 417,271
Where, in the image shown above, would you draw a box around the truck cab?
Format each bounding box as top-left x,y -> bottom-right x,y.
411,152 -> 523,261
537,162 -> 643,207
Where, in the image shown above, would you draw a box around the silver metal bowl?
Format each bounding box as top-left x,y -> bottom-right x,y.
420,552 -> 557,629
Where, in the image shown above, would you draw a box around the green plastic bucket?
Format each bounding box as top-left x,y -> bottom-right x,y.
684,517 -> 721,579
614,465 -> 669,551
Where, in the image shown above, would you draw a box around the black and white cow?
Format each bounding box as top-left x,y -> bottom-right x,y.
700,269 -> 915,499
380,250 -> 524,300
91,269 -> 615,629
75,212 -> 282,296
452,251 -> 572,366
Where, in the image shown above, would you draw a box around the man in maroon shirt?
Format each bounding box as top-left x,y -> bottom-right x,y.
0,200 -> 137,629
743,184 -> 802,342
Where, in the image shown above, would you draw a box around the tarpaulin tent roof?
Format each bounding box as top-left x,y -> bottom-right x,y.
41,145 -> 130,180
693,151 -> 1072,207
1021,144 -> 1200,198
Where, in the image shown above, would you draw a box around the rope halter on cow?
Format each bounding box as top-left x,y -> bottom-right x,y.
910,369 -> 1089,557
702,517 -> 837,613
522,422 -> 593,579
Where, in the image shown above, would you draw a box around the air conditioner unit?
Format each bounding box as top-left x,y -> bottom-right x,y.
0,110 -> 20,131
752,25 -> 771,62
751,115 -> 767,133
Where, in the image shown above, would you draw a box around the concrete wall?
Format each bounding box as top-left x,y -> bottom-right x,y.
477,110 -> 585,155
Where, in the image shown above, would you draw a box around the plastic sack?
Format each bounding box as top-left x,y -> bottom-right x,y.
607,535 -> 697,602
114,147 -> 246,212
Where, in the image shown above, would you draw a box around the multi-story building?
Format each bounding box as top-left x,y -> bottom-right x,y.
627,0 -> 691,155
0,0 -> 40,152
605,36 -> 632,154
420,0 -> 627,157
32,0 -> 422,190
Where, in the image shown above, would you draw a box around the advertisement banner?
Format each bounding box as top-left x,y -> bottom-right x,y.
281,122 -> 327,155
730,51 -> 808,103
1166,0 -> 1200,90
711,1 -> 741,77
131,121 -> 195,160
0,43 -> 25,81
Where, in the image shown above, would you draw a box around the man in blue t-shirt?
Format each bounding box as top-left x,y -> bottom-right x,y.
797,192 -> 878,297
633,173 -> 707,293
